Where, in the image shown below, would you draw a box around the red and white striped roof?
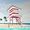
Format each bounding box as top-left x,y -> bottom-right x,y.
8,5 -> 21,18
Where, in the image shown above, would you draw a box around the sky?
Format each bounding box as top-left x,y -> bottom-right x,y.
0,0 -> 30,23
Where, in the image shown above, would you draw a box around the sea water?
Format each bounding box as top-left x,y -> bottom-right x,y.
0,27 -> 30,30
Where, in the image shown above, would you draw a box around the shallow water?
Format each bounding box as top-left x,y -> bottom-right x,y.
0,28 -> 30,30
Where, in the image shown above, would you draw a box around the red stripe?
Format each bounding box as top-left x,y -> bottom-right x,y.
9,13 -> 18,16
8,8 -> 18,13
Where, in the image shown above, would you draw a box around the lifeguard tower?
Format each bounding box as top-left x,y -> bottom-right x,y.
8,5 -> 21,23
8,5 -> 22,28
